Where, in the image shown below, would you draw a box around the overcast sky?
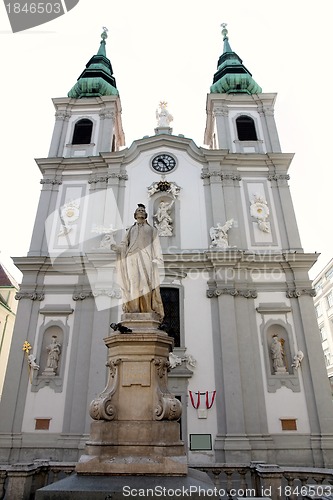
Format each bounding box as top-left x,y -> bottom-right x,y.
0,0 -> 332,283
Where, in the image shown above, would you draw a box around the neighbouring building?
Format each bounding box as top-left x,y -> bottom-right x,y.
1,26 -> 332,468
0,263 -> 18,400
313,258 -> 333,394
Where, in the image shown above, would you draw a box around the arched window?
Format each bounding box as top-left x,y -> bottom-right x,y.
236,115 -> 258,141
160,287 -> 180,347
72,119 -> 93,145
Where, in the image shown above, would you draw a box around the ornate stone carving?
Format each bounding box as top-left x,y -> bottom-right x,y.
99,110 -> 115,119
58,200 -> 80,236
250,194 -> 270,233
200,171 -> 221,179
40,178 -> 62,185
88,172 -> 128,184
268,174 -> 290,181
201,172 -> 241,181
72,291 -> 94,301
222,173 -> 241,181
148,179 -> 181,198
169,352 -> 196,369
286,288 -> 316,298
15,292 -> 45,301
207,288 -> 258,299
153,357 -> 182,421
213,106 -> 229,117
292,350 -> 304,369
89,358 -> 121,421
154,199 -> 175,236
92,288 -> 122,299
92,224 -> 117,249
55,111 -> 70,121
210,219 -> 233,249
27,354 -> 40,371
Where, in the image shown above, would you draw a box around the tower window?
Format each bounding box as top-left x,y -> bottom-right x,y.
72,119 -> 93,145
160,287 -> 180,347
236,115 -> 258,141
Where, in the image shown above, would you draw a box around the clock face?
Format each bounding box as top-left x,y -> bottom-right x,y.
151,154 -> 176,173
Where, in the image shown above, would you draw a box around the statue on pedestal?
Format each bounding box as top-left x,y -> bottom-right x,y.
270,334 -> 287,374
156,101 -> 173,128
43,335 -> 61,376
111,204 -> 164,320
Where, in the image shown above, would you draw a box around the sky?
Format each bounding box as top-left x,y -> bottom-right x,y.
0,0 -> 332,283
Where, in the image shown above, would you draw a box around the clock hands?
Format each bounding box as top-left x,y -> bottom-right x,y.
152,154 -> 176,172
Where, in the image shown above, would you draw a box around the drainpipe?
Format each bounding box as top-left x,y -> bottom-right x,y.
0,314 -> 9,353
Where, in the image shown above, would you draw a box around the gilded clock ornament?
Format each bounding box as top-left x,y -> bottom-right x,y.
151,154 -> 176,173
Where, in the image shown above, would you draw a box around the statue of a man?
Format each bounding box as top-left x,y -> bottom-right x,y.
112,204 -> 164,319
270,335 -> 286,373
46,336 -> 61,372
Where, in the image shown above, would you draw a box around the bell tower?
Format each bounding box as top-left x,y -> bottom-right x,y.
204,24 -> 281,153
48,28 -> 125,158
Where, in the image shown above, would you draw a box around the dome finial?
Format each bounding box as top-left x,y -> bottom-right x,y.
101,26 -> 108,41
220,22 -> 232,53
221,22 -> 228,40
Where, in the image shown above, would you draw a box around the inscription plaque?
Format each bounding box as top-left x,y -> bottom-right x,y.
122,361 -> 151,386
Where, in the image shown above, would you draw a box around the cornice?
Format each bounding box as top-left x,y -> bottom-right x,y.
206,92 -> 278,109
105,134 -> 207,166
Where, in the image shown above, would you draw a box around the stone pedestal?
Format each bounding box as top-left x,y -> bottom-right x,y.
37,313 -> 214,499
35,469 -> 215,500
76,313 -> 187,475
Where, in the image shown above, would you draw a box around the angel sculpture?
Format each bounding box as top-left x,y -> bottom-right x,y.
210,219 -> 234,249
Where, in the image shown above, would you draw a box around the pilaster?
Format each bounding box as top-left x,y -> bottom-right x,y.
269,173 -> 302,251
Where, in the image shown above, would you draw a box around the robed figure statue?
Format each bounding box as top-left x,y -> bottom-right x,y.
112,204 -> 164,320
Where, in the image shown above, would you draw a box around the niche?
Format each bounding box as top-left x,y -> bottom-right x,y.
266,324 -> 292,375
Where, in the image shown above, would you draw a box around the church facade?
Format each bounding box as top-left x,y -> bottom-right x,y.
1,27 -> 332,467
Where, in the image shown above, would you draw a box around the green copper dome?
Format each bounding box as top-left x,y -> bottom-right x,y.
210,24 -> 262,95
68,28 -> 118,98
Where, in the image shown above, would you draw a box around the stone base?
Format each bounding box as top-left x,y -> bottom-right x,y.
35,469 -> 214,500
76,420 -> 187,475
120,312 -> 162,332
76,454 -> 187,476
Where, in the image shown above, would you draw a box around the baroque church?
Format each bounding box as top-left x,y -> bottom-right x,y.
1,26 -> 332,468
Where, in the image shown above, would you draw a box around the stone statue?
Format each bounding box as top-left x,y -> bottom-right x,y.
46,336 -> 61,372
292,350 -> 304,369
154,200 -> 175,236
210,219 -> 233,249
27,354 -> 40,371
270,335 -> 286,373
156,101 -> 173,128
111,204 -> 164,319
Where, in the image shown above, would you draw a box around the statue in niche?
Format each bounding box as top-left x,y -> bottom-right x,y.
270,334 -> 287,373
45,336 -> 62,374
210,219 -> 233,249
156,101 -> 173,128
111,204 -> 164,320
154,199 -> 175,236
